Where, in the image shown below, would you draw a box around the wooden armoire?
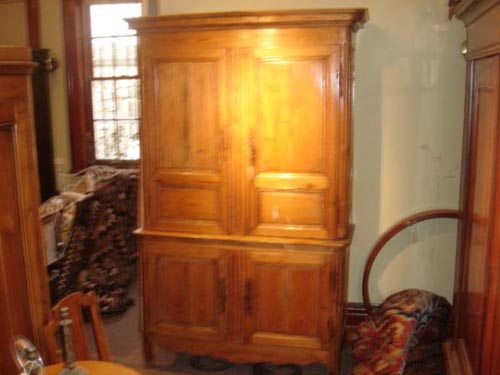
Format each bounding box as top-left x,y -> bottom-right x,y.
0,46 -> 50,375
130,9 -> 367,374
444,0 -> 500,374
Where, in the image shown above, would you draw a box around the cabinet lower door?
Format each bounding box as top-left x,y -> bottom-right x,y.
143,240 -> 228,341
243,250 -> 333,350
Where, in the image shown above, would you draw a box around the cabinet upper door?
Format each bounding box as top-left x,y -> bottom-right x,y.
245,41 -> 349,240
141,45 -> 230,234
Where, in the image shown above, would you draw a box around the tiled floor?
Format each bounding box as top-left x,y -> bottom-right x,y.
103,281 -> 350,375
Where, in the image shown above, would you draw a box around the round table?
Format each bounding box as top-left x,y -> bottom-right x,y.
44,361 -> 141,375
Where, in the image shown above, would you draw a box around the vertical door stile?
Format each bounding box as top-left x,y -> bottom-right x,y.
330,43 -> 346,240
327,44 -> 340,240
238,47 -> 254,235
230,47 -> 244,235
338,42 -> 352,239
219,49 -> 230,235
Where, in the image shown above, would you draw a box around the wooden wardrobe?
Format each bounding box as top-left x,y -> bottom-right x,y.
445,0 -> 500,374
0,46 -> 50,375
130,9 -> 367,374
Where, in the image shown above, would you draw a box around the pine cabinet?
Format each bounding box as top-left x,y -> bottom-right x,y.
130,9 -> 367,374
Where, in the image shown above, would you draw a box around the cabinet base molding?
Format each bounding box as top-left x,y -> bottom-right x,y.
146,334 -> 332,367
442,339 -> 472,375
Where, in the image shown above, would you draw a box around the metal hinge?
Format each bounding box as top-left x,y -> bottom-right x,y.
244,280 -> 253,315
217,278 -> 227,314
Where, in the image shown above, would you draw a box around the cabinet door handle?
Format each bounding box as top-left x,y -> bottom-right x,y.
248,133 -> 256,167
338,62 -> 344,99
244,280 -> 253,314
217,278 -> 227,314
220,127 -> 228,163
327,317 -> 334,344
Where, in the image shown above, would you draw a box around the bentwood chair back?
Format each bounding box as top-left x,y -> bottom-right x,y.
44,291 -> 111,364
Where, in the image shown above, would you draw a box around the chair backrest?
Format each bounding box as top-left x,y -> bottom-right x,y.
43,291 -> 111,364
362,209 -> 460,314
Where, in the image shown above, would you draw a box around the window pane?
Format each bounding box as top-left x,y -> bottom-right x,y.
116,79 -> 140,119
94,120 -> 118,159
92,36 -> 138,78
92,80 -> 116,120
117,120 -> 140,160
94,120 -> 140,160
90,3 -> 141,37
92,79 -> 139,120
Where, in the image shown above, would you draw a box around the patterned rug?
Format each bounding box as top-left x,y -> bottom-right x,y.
45,169 -> 138,314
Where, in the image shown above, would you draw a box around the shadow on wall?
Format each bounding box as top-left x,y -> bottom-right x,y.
374,219 -> 458,301
350,2 -> 464,303
350,22 -> 399,302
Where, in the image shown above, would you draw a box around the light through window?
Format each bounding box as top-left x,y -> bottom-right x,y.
89,3 -> 141,161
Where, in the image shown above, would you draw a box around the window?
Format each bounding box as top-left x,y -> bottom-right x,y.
63,0 -> 142,170
90,3 -> 141,160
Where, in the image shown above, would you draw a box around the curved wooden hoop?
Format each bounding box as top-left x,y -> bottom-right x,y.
362,209 -> 461,315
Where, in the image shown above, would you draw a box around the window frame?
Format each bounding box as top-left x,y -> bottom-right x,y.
63,0 -> 148,171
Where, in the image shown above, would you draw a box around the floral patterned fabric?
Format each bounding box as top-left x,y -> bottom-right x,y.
47,169 -> 138,314
40,192 -> 84,257
347,289 -> 451,375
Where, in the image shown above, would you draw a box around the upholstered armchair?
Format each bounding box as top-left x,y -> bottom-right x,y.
348,210 -> 459,375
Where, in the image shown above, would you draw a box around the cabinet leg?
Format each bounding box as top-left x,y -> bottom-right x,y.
143,336 -> 157,368
327,363 -> 340,375
327,352 -> 342,375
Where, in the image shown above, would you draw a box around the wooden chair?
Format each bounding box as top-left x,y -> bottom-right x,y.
44,291 -> 111,364
361,209 -> 460,314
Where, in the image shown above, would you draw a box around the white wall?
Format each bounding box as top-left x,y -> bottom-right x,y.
0,0 -> 71,184
158,0 -> 466,303
0,0 -> 28,46
39,0 -> 71,183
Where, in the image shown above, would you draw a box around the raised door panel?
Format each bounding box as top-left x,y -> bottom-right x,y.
243,250 -> 332,350
247,45 -> 343,240
0,122 -> 34,375
143,239 -> 228,341
460,55 -> 500,374
142,47 -> 230,234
